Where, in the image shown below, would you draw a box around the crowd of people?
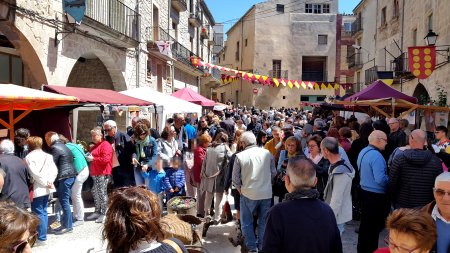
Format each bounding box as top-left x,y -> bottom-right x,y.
0,106 -> 449,253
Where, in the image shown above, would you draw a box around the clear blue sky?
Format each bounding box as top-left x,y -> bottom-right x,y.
204,0 -> 361,32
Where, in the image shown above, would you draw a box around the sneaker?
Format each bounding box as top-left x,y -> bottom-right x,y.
248,250 -> 258,253
54,228 -> 73,235
33,240 -> 47,247
49,221 -> 61,230
72,220 -> 84,227
87,212 -> 101,221
95,215 -> 105,223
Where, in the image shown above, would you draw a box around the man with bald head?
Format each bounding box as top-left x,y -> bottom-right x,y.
389,129 -> 443,209
356,130 -> 390,253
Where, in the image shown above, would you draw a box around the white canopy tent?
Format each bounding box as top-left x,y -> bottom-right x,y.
120,87 -> 202,131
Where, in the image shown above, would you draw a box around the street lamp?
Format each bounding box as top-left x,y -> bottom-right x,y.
0,2 -> 10,21
424,29 -> 438,46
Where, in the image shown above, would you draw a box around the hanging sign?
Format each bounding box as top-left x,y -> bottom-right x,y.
63,0 -> 86,24
408,46 -> 436,79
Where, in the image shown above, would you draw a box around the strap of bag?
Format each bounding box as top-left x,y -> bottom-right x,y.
204,145 -> 229,179
357,148 -> 376,171
162,239 -> 183,253
39,155 -> 48,173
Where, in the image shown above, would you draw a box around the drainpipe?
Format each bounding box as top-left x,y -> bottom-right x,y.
400,0 -> 405,92
135,0 -> 140,89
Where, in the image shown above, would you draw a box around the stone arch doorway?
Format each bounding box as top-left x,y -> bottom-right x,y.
67,54 -> 126,142
0,22 -> 47,88
67,54 -> 115,90
413,82 -> 430,105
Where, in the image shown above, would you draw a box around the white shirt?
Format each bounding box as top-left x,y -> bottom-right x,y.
432,204 -> 450,224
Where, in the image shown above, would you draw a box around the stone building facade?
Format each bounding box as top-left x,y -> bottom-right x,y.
0,0 -> 216,140
213,0 -> 348,109
350,0 -> 450,103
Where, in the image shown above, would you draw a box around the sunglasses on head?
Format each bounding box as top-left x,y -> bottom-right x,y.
12,232 -> 37,253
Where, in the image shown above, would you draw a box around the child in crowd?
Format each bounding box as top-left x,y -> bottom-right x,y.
141,155 -> 166,208
164,157 -> 186,201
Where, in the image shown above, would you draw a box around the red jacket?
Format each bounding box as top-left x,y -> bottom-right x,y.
192,146 -> 206,183
89,140 -> 113,176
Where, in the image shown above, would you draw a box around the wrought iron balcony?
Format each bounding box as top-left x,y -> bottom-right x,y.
85,0 -> 140,42
172,0 -> 187,12
302,71 -> 327,82
351,16 -> 363,35
390,52 -> 415,80
147,27 -> 199,67
188,12 -> 201,27
347,53 -> 363,69
365,66 -> 382,84
268,70 -> 289,79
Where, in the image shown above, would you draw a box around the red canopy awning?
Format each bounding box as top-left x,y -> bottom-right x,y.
44,85 -> 152,106
171,87 -> 215,107
345,80 -> 417,103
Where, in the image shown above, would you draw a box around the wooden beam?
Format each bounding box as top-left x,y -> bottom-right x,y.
399,105 -> 419,119
13,104 -> 38,124
9,105 -> 13,140
370,105 -> 390,118
0,118 -> 10,129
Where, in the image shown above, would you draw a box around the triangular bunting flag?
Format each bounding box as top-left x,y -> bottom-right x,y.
294,81 -> 300,89
334,83 -> 339,90
328,83 -> 333,89
301,81 -> 307,89
321,83 -> 327,89
287,80 -> 293,89
314,83 -> 320,90
273,78 -> 280,87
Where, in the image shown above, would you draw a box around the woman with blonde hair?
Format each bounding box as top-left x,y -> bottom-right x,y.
25,136 -> 58,245
103,186 -> 187,253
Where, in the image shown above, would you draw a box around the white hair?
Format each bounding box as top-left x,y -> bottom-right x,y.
240,131 -> 257,146
435,172 -> 450,186
103,120 -> 117,128
49,134 -> 60,144
0,139 -> 15,154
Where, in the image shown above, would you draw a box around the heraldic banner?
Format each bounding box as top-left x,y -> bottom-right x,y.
408,46 -> 436,79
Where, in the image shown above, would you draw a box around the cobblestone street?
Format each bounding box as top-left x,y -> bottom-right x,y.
32,197 -> 376,253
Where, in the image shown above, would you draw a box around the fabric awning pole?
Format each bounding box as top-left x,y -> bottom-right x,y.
9,105 -> 14,140
73,108 -> 79,142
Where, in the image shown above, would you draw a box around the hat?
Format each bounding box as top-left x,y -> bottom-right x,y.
388,118 -> 399,124
302,124 -> 313,135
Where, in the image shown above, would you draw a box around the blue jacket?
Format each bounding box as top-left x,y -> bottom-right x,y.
184,124 -> 197,140
142,169 -> 166,193
357,145 -> 388,194
164,168 -> 185,194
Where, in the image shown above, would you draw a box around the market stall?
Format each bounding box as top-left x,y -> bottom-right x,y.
171,87 -> 215,107
0,84 -> 79,139
43,85 -> 152,141
120,87 -> 202,131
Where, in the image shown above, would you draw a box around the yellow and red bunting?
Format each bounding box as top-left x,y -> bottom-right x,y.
191,58 -> 354,91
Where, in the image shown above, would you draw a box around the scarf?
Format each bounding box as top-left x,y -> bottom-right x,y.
135,136 -> 150,161
308,153 -> 323,165
284,188 -> 320,202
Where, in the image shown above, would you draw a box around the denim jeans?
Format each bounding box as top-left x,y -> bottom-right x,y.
240,195 -> 271,251
58,177 -> 75,229
31,195 -> 49,241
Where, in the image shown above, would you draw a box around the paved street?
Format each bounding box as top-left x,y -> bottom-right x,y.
32,196 -> 378,253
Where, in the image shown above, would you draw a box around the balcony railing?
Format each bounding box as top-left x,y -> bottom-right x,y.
302,71 -> 327,82
85,0 -> 140,41
172,0 -> 187,12
268,70 -> 289,79
351,16 -> 363,35
347,53 -> 363,69
147,27 -> 199,66
365,66 -> 382,84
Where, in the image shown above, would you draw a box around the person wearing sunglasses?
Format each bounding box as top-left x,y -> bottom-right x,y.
374,208 -> 436,253
0,201 -> 39,253
422,172 -> 450,253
